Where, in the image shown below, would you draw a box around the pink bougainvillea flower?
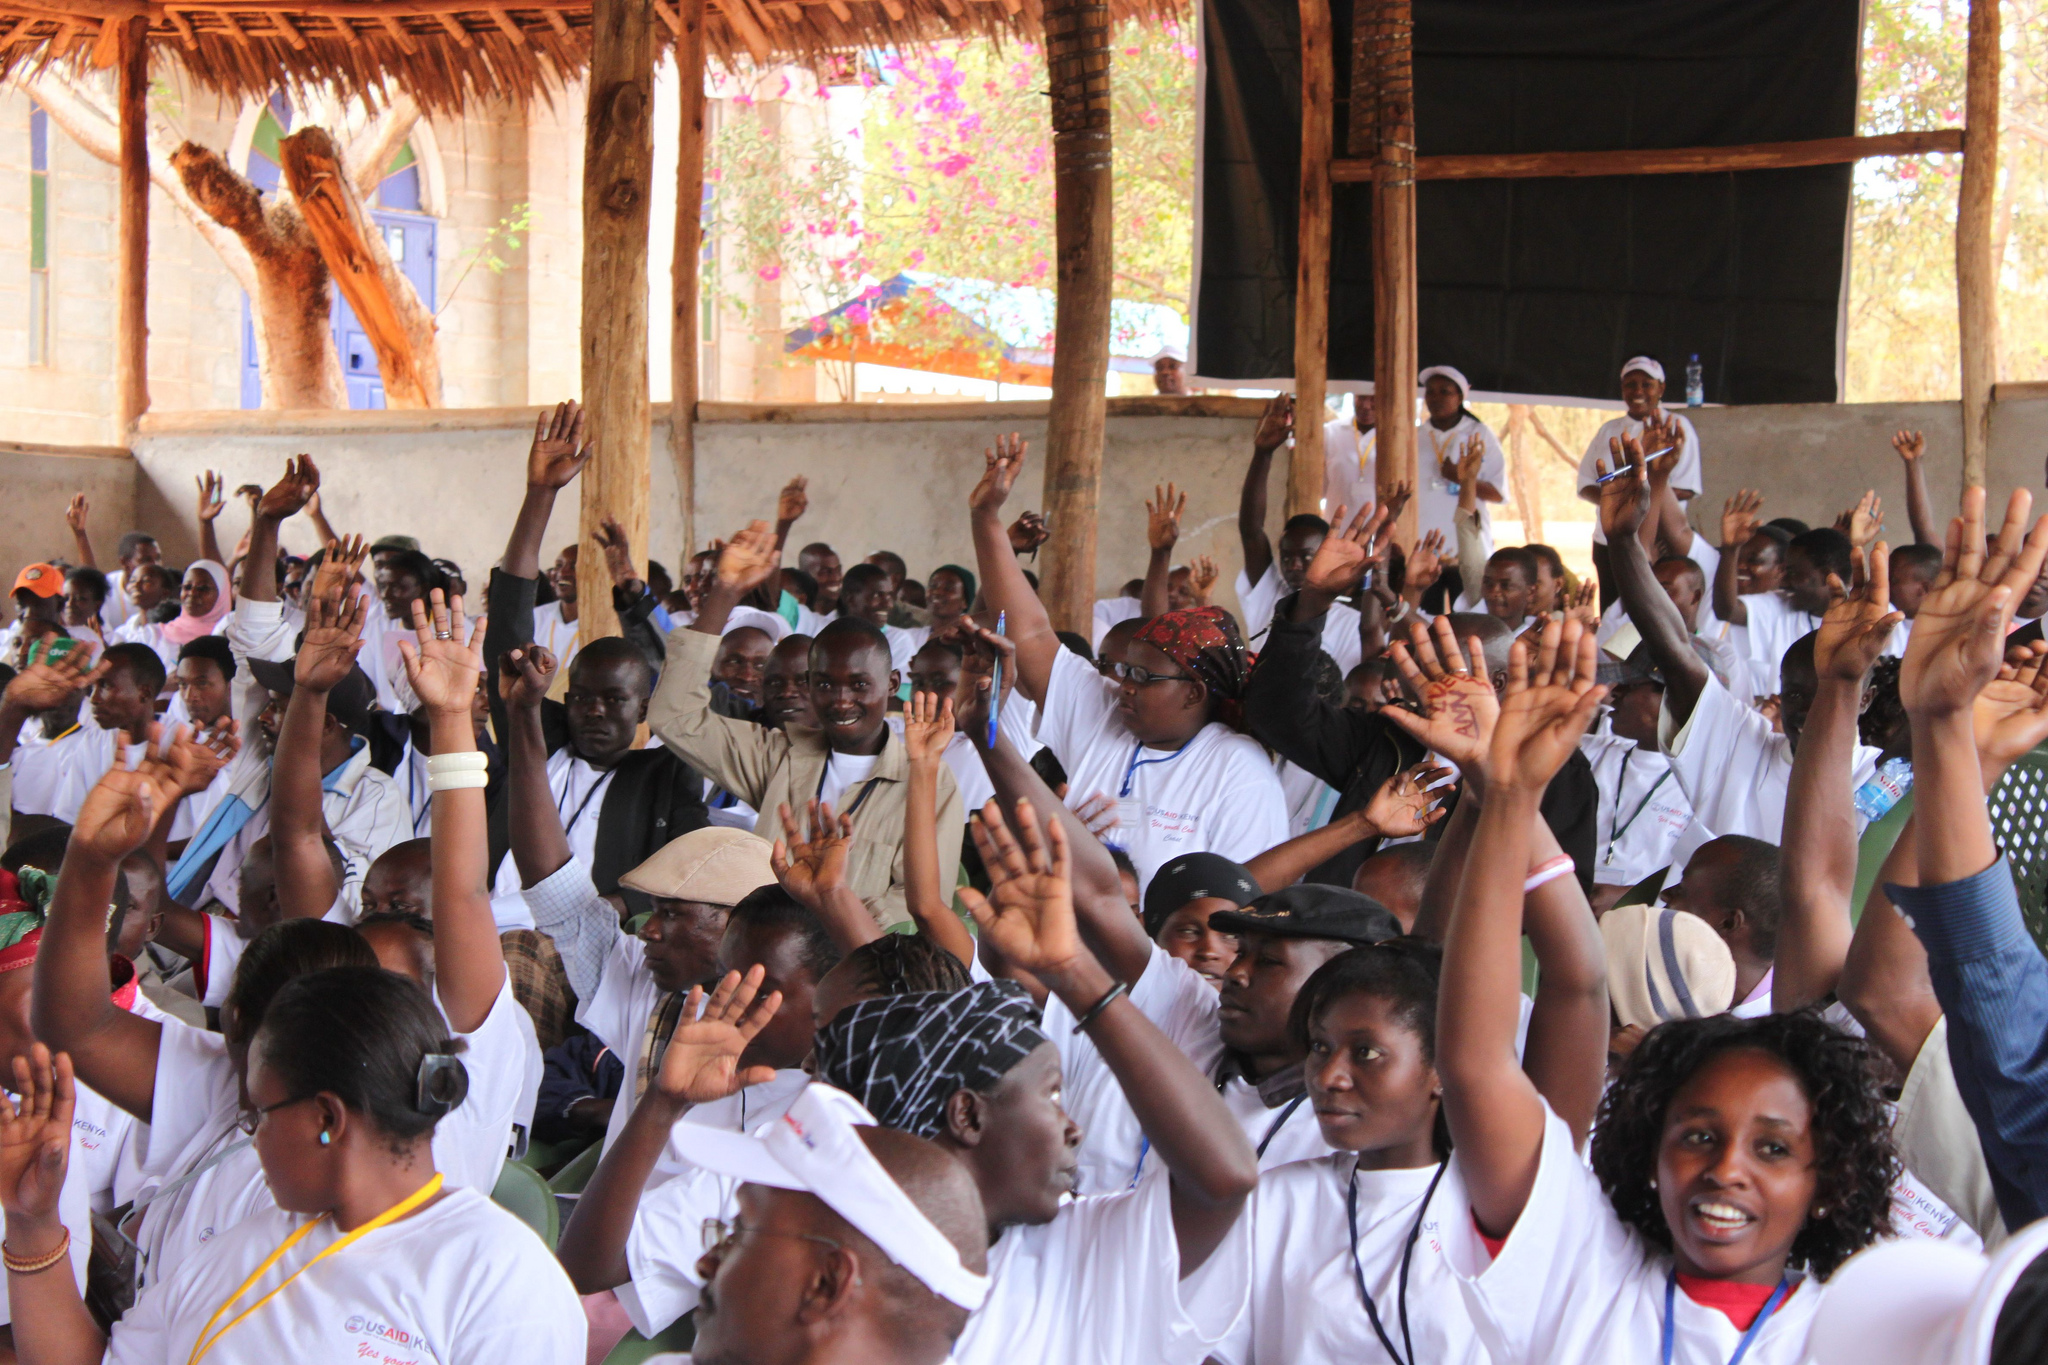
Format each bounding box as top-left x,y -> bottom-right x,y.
938,152 -> 974,177
758,265 -> 781,281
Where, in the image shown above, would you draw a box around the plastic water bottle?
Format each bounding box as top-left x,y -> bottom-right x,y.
1685,354 -> 1704,407
1852,757 -> 1914,823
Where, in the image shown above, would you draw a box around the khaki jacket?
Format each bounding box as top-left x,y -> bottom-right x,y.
648,624 -> 962,929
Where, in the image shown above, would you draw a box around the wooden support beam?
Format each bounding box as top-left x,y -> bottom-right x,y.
378,13 -> 418,51
1958,0 -> 1999,488
488,7 -> 528,41
434,11 -> 473,44
88,14 -> 120,63
1037,0 -> 1112,635
714,0 -> 770,64
165,8 -> 198,45
1368,0 -> 1415,548
543,6 -> 571,33
579,0 -> 654,643
269,9 -> 308,46
1289,0 -> 1332,519
1329,128 -> 1964,184
670,0 -> 705,565
115,13 -> 149,433
279,125 -> 441,409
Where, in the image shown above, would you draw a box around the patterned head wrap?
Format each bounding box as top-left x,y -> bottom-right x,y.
0,868 -> 53,973
1133,606 -> 1253,725
813,981 -> 1049,1140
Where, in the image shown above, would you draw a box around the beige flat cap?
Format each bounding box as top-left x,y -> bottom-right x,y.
620,827 -> 775,906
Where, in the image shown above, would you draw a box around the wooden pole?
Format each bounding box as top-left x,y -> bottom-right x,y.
1288,0 -> 1332,518
1038,0 -> 1112,636
669,0 -> 705,564
115,14 -> 149,433
578,0 -> 655,640
1369,0 -> 1416,547
1329,128 -> 1965,183
1958,0 -> 1999,489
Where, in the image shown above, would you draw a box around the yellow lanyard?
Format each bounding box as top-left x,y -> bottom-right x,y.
185,1173 -> 444,1365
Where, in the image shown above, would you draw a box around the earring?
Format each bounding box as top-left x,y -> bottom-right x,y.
318,1130 -> 331,1147
1813,1205 -> 1827,1218
1648,1178 -> 1657,1190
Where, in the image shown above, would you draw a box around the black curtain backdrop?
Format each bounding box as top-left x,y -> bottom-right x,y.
1194,0 -> 1865,403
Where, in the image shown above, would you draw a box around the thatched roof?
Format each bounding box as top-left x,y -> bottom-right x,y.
0,0 -> 1178,113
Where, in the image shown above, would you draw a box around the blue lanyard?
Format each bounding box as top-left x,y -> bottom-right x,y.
1120,740 -> 1192,797
1663,1272 -> 1791,1365
1346,1158 -> 1449,1365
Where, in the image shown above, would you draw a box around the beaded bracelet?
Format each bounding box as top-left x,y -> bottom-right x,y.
3,1228 -> 70,1275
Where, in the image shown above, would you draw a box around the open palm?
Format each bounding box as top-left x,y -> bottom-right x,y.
1382,616 -> 1499,769
398,590 -> 485,714
1812,546 -> 1902,681
297,591 -> 368,690
772,800 -> 852,909
654,967 -> 782,1105
1487,619 -> 1607,794
1901,487 -> 2048,716
0,1047 -> 74,1224
959,799 -> 1082,975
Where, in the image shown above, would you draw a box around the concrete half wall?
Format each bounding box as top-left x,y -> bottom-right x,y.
6,388 -> 2045,622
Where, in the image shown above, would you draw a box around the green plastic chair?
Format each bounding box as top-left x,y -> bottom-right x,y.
490,1158 -> 560,1249
549,1138 -> 604,1195
1849,789 -> 1915,924
603,1316 -> 695,1365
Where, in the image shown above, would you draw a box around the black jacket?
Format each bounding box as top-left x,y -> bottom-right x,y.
1244,593 -> 1599,891
483,567 -> 710,917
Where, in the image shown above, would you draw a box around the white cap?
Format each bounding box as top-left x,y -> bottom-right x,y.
1600,904 -> 1735,1030
1621,355 -> 1666,384
1416,365 -> 1470,398
1809,1216 -> 2048,1365
675,1083 -> 990,1310
1150,344 -> 1187,364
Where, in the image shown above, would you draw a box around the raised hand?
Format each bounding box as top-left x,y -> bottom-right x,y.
1974,644 -> 2048,778
64,493 -> 88,535
902,690 -> 956,765
652,967 -> 784,1106
1595,435 -> 1652,542
1360,761 -> 1451,838
310,534 -> 369,605
1721,489 -> 1764,549
1563,578 -> 1601,629
1456,434 -> 1486,487
1405,530 -> 1446,591
1302,501 -> 1392,598
1901,486 -> 2048,717
1812,544 -> 1903,682
952,620 -> 1019,740
1641,412 -> 1685,481
195,470 -> 227,523
971,433 -> 1029,515
257,454 -> 320,521
1381,615 -> 1500,770
156,719 -> 241,796
498,644 -> 558,711
397,589 -> 485,715
1070,790 -> 1121,839
1189,554 -> 1220,604
594,516 -> 638,586
712,520 -> 781,595
770,799 -> 853,911
959,799 -> 1083,976
2,650 -> 106,713
72,760 -> 182,861
295,589 -> 368,691
1486,617 -> 1607,794
0,1046 -> 74,1227
776,475 -> 809,526
528,399 -> 594,489
1843,490 -> 1884,550
1007,509 -> 1050,556
1146,483 -> 1186,552
1892,429 -> 1926,466
1253,394 -> 1295,451
1381,480 -> 1414,526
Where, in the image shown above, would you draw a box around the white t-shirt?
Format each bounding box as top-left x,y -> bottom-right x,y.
885,694 -> 1043,818
1279,756 -> 1341,838
1415,415 -> 1505,555
952,1163 -> 1251,1365
1036,646 -> 1290,893
1580,727 -> 1694,889
1447,1104 -> 1827,1365
10,721 -> 132,824
530,599 -> 583,674
1322,420 -> 1377,522
1576,410 -> 1705,547
1205,1153 -> 1485,1365
197,741 -> 412,920
1093,597 -> 1145,649
109,1187 -> 584,1364
489,748 -> 615,931
1659,674 -> 1879,866
818,749 -> 881,814
1233,562 -> 1363,675
882,622 -> 919,676
1737,592 -> 1822,686
131,977 -> 535,1293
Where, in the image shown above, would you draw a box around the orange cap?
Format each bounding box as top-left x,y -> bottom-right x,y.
11,564 -> 63,598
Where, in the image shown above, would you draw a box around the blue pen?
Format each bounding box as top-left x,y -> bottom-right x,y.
988,612 -> 1006,747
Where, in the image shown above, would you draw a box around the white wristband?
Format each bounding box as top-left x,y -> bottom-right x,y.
428,770 -> 490,792
1524,856 -> 1575,894
426,751 -> 488,775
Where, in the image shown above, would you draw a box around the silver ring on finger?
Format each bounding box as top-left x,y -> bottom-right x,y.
434,629 -> 452,640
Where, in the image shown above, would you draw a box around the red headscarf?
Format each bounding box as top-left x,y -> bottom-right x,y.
1132,607 -> 1254,727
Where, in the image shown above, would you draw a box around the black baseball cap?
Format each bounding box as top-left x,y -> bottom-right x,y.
246,657 -> 378,738
1142,852 -> 1260,938
1206,882 -> 1401,945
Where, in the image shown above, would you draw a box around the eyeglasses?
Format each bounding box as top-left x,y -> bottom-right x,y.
701,1217 -> 846,1256
1108,661 -> 1195,687
236,1093 -> 317,1136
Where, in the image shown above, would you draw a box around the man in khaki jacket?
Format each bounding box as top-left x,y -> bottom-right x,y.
649,521 -> 962,929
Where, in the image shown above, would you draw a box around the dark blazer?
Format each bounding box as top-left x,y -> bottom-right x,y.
483,567 -> 710,917
1244,593 -> 1598,891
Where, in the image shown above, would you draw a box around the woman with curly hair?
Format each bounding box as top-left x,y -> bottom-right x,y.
1435,616 -> 1896,1365
967,432 -> 1289,892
